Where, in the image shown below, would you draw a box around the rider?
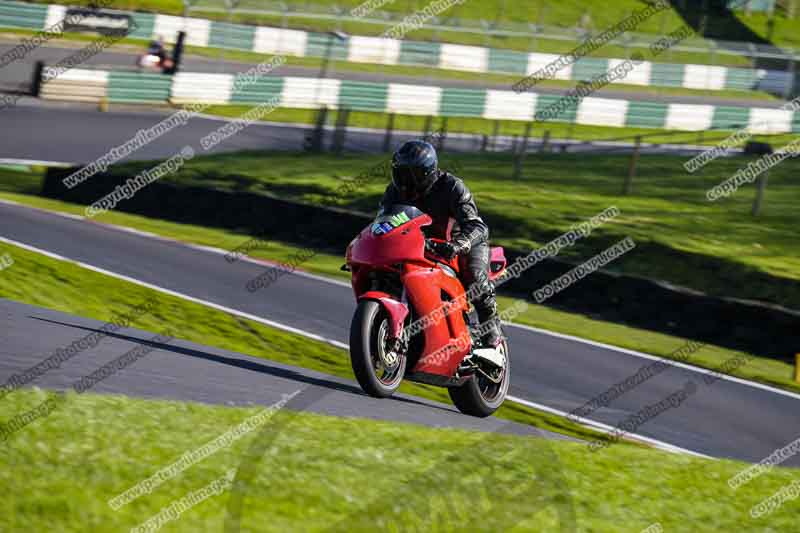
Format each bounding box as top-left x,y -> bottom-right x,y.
379,139 -> 503,348
147,35 -> 167,64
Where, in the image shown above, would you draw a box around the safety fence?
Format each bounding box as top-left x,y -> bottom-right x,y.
0,1 -> 796,96
39,67 -> 800,133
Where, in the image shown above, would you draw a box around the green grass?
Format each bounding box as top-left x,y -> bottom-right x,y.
0,237 -> 602,441
2,387 -> 797,532
33,0 -> 800,66
2,165 -> 799,394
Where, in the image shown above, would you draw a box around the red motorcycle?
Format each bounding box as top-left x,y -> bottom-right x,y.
344,204 -> 510,417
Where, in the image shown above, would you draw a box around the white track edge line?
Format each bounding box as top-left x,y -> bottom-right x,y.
507,394 -> 714,459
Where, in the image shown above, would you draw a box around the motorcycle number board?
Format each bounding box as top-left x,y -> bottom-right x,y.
372,212 -> 411,236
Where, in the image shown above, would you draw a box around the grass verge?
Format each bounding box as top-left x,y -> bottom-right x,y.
2,387 -> 797,532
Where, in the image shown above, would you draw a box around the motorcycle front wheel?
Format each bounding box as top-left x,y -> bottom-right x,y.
448,340 -> 510,417
349,300 -> 406,398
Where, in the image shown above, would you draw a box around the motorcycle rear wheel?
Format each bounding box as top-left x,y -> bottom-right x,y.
448,340 -> 510,417
349,300 -> 406,398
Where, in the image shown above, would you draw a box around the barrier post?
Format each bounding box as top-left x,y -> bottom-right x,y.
31,61 -> 45,98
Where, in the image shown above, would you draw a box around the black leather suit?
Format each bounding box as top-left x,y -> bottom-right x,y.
379,170 -> 497,330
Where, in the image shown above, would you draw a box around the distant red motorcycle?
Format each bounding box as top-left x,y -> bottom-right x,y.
344,204 -> 510,417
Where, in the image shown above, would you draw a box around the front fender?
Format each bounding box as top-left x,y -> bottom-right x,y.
358,291 -> 409,339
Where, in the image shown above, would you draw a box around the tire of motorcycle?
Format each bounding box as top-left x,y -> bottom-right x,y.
448,341 -> 510,417
349,300 -> 406,398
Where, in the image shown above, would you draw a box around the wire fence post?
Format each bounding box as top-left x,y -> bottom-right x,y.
785,58 -> 796,99
436,117 -> 447,152
383,113 -> 395,153
624,135 -> 641,195
423,115 -> 433,138
332,108 -> 350,155
306,107 -> 328,153
491,120 -> 500,151
513,122 -> 532,179
751,170 -> 768,216
539,130 -> 550,153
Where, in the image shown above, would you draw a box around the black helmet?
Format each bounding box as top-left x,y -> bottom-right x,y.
391,140 -> 438,201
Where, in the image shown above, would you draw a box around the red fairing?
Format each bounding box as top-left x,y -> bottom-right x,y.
347,209 -> 473,381
358,291 -> 409,338
349,214 -> 431,267
402,264 -> 472,377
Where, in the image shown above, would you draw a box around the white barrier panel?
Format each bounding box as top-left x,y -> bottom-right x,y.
386,84 -> 442,116
483,90 -> 536,121
171,72 -> 233,104
281,77 -> 341,109
41,68 -> 108,102
526,53 -> 573,81
152,15 -> 211,47
439,43 -> 488,73
45,68 -> 109,83
347,36 -> 401,65
609,59 -> 652,86
45,4 -> 66,29
748,108 -> 794,134
253,27 -> 307,57
665,103 -> 715,131
683,64 -> 727,90
577,97 -> 628,127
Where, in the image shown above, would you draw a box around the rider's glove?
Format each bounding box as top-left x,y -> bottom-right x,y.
430,237 -> 471,260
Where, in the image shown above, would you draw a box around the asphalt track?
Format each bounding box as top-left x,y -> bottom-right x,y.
0,298 -> 569,438
0,101 -> 716,164
1,200 -> 799,464
0,40 -> 784,108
